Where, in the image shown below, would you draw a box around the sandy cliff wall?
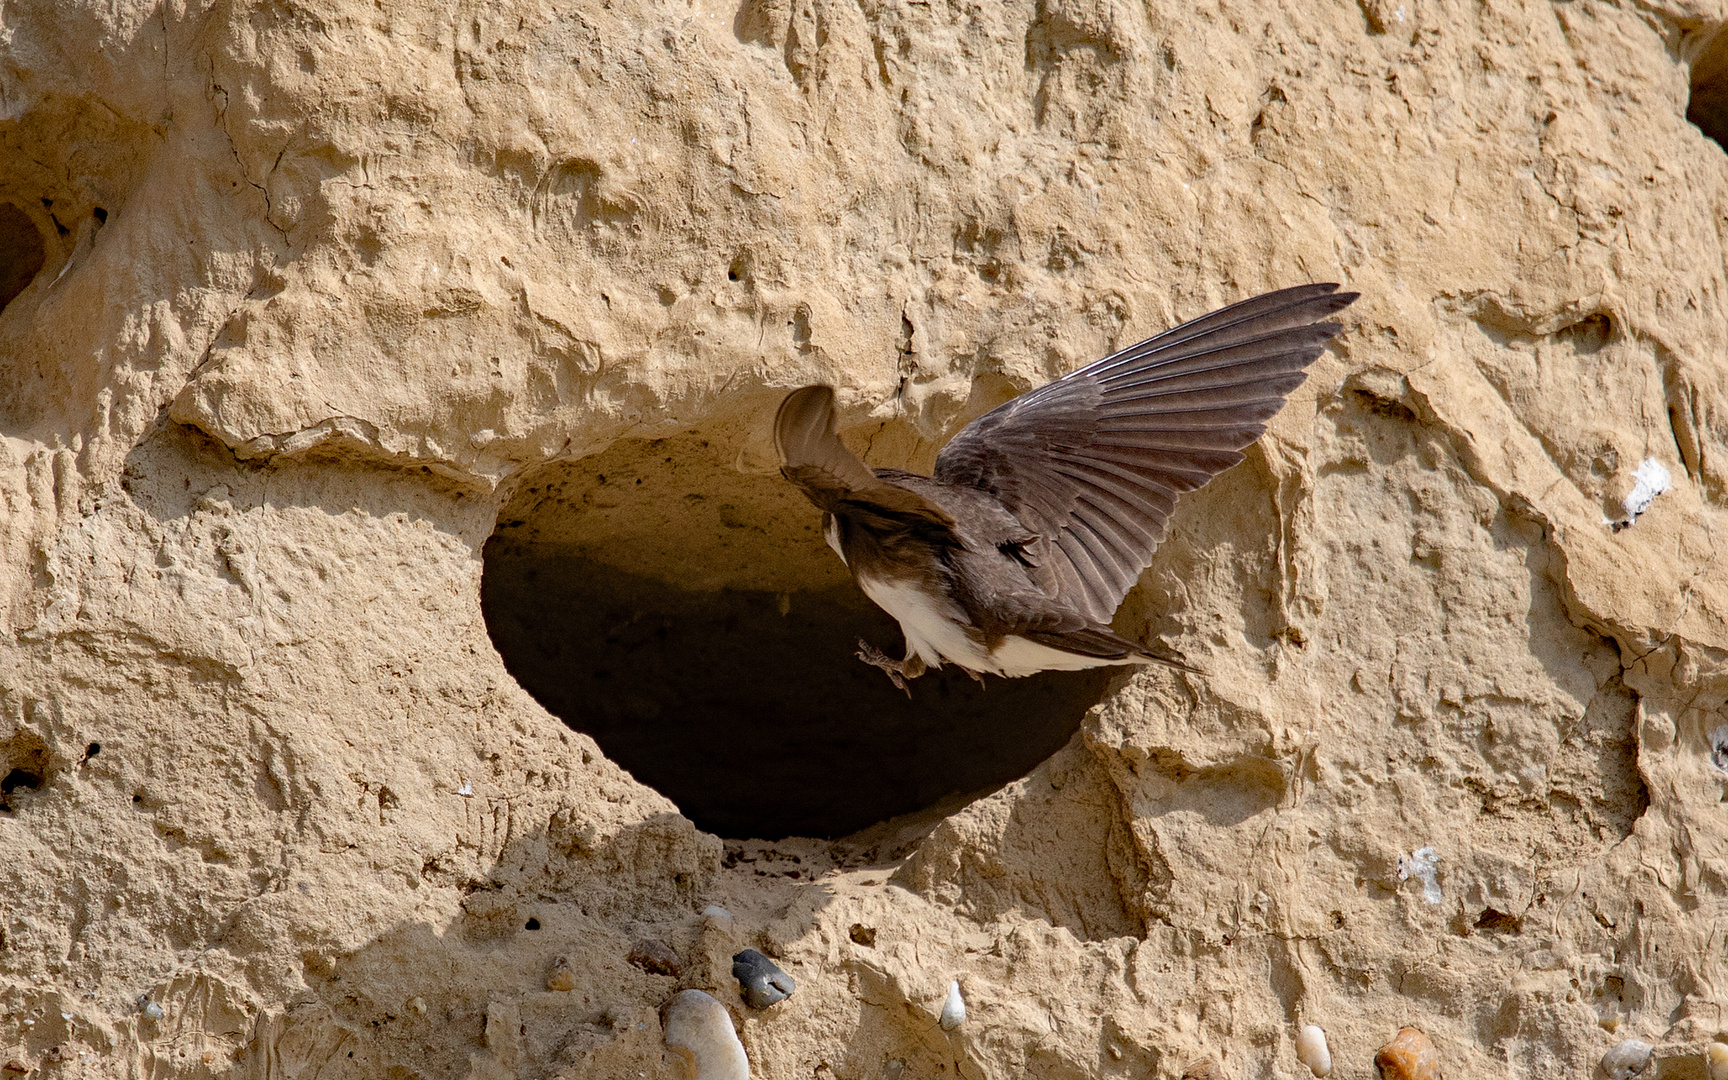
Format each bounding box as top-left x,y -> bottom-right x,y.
1,0 -> 1727,1076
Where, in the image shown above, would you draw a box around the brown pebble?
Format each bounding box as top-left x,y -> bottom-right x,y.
848,924 -> 877,947
627,938 -> 682,977
2,1061 -> 28,1077
546,955 -> 577,992
1375,1027 -> 1443,1080
1182,1057 -> 1226,1080
40,1048 -> 70,1065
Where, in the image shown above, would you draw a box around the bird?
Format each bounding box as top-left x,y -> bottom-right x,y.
773,282 -> 1358,689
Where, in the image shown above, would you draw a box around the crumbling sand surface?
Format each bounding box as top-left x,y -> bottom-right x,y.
2,0 -> 1727,1076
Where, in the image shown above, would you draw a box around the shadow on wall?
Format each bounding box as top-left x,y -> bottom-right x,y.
480,432 -> 1114,840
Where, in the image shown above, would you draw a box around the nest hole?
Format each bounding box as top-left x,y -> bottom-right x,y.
0,203 -> 46,312
481,432 -> 1112,839
1688,25 -> 1728,148
0,729 -> 50,811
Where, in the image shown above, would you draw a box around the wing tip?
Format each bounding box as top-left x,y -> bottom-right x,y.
773,384 -> 838,465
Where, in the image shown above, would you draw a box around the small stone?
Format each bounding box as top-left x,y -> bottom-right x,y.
848,924 -> 877,947
1295,1024 -> 1332,1078
938,981 -> 965,1031
1374,1027 -> 1441,1080
663,989 -> 749,1080
1182,1057 -> 1226,1080
40,1047 -> 70,1065
546,956 -> 577,992
701,905 -> 734,930
732,949 -> 795,1009
1707,1040 -> 1728,1080
1600,1040 -> 1653,1080
1,1061 -> 28,1077
628,938 -> 682,977
406,996 -> 426,1015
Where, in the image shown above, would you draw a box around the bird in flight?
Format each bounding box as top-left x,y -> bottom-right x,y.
774,283 -> 1357,689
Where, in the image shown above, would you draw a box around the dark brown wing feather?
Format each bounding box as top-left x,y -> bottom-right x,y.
774,385 -> 955,529
933,283 -> 1357,622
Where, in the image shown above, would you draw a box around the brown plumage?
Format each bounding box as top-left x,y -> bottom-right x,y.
774,283 -> 1358,687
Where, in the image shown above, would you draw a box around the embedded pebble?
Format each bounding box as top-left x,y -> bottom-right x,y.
140,1000 -> 165,1021
1295,1024 -> 1332,1077
1,1061 -> 27,1077
663,989 -> 749,1080
629,938 -> 683,977
1374,1027 -> 1442,1080
938,981 -> 966,1031
731,949 -> 794,1009
1600,1039 -> 1652,1079
546,956 -> 577,992
406,996 -> 426,1015
701,905 -> 734,930
1182,1056 -> 1226,1080
1707,1040 -> 1728,1080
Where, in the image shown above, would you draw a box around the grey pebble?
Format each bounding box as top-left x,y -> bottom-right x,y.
731,948 -> 795,1009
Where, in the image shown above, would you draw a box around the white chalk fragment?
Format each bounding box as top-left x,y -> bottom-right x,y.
1707,1040 -> 1728,1080
1710,726 -> 1728,775
140,1001 -> 164,1021
1610,457 -> 1672,529
1600,1039 -> 1653,1079
938,981 -> 965,1031
1295,1024 -> 1332,1077
663,989 -> 749,1080
1397,846 -> 1443,905
456,781 -> 473,797
1624,458 -> 1671,520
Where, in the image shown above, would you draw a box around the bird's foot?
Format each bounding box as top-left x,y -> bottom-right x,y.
856,639 -> 925,696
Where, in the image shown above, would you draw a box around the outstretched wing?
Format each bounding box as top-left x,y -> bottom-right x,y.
774,385 -> 955,531
933,283 -> 1357,622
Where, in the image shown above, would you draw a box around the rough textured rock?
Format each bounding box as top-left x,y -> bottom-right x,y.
1,0 -> 1726,1078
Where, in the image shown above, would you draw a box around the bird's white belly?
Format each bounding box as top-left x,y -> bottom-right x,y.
855,574 -> 991,671
855,573 -> 1146,678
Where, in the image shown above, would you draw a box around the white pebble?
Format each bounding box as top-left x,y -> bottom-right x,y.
142,1002 -> 164,1021
1295,1024 -> 1332,1077
701,905 -> 734,931
1707,1040 -> 1728,1080
938,981 -> 965,1031
456,781 -> 473,797
662,990 -> 748,1080
1600,1039 -> 1652,1079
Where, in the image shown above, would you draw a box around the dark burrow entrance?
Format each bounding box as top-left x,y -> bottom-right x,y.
481,431 -> 1113,839
1689,25 -> 1728,147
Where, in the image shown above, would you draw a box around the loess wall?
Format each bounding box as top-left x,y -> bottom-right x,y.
1,0 -> 1727,1077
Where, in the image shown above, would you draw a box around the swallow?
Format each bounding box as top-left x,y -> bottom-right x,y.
774,283 -> 1357,688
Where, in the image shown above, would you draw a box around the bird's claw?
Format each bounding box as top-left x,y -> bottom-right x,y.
856,639 -> 916,696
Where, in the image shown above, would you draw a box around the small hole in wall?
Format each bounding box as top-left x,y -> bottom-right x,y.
1686,25 -> 1728,148
481,432 -> 1113,840
0,204 -> 46,311
524,918 -> 541,931
0,729 -> 50,811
